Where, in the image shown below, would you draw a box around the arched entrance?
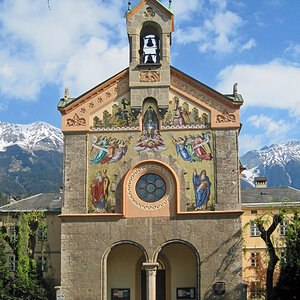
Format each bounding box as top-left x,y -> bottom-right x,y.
106,242 -> 147,300
154,240 -> 200,300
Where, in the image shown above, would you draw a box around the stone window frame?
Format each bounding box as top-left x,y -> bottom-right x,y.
126,162 -> 174,211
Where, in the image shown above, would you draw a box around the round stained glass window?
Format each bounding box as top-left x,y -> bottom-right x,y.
136,173 -> 166,203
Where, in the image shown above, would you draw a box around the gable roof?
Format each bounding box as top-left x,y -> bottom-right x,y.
171,66 -> 244,107
126,0 -> 174,32
241,187 -> 300,207
57,68 -> 129,111
0,193 -> 62,213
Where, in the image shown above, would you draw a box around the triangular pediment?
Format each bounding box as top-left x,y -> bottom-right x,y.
58,69 -> 130,132
126,0 -> 174,32
170,67 -> 243,128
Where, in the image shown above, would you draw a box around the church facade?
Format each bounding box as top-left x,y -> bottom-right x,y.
58,1 -> 244,299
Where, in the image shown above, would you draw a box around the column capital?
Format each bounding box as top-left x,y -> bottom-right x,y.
142,262 -> 159,271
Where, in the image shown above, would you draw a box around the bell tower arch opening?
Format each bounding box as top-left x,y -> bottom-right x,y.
139,21 -> 162,64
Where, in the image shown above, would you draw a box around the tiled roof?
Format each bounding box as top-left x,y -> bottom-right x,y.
241,187 -> 300,206
0,193 -> 62,213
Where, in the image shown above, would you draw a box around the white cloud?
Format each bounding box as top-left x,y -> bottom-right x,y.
0,0 -> 127,100
176,27 -> 205,44
238,134 -> 264,154
171,0 -> 204,22
239,39 -> 256,52
62,38 -> 128,96
285,42 -> 300,60
247,115 -> 291,136
173,0 -> 250,55
216,60 -> 300,116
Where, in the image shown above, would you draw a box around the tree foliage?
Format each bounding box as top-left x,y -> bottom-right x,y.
0,211 -> 48,300
0,239 -> 11,299
273,210 -> 300,299
244,206 -> 300,300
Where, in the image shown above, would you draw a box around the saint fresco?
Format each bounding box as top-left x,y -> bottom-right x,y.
90,169 -> 114,213
192,169 -> 211,210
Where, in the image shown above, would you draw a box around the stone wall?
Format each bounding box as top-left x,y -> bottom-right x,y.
61,216 -> 242,300
61,129 -> 243,299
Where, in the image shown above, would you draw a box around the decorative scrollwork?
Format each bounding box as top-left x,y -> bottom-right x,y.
216,110 -> 236,123
66,114 -> 86,127
144,7 -> 155,17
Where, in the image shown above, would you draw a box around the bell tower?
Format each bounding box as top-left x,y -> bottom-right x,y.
126,0 -> 174,108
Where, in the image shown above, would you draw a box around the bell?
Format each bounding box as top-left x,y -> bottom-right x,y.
146,38 -> 154,47
146,55 -> 154,64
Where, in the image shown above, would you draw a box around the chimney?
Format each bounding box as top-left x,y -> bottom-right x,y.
254,177 -> 267,188
9,195 -> 17,204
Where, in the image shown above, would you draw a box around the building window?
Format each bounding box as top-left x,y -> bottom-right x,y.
280,252 -> 286,263
250,223 -> 260,237
38,225 -> 48,241
135,173 -> 166,203
37,256 -> 48,272
9,226 -> 18,242
280,221 -> 287,236
249,282 -> 264,299
9,256 -> 17,272
250,252 -> 260,267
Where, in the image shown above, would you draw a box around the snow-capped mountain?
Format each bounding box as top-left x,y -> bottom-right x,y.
240,140 -> 300,189
0,121 -> 63,153
0,121 -> 63,196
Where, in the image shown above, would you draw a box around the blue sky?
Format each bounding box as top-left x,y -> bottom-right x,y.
0,0 -> 299,155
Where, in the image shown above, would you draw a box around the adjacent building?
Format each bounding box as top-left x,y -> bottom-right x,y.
0,193 -> 62,297
241,178 -> 300,299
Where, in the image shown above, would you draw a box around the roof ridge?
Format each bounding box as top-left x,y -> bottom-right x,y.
0,193 -> 43,209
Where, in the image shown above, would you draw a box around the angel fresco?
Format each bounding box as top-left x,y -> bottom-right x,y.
134,129 -> 167,152
169,132 -> 213,162
192,169 -> 211,210
90,134 -> 133,165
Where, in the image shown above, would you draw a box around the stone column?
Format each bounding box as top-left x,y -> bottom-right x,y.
143,262 -> 159,300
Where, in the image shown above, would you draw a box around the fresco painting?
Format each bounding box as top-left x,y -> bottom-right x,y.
169,132 -> 212,162
92,98 -> 140,129
191,169 -> 211,210
90,169 -> 115,213
87,129 -> 215,213
163,96 -> 209,128
90,134 -> 133,165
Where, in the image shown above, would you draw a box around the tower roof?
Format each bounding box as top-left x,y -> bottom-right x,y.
126,0 -> 174,32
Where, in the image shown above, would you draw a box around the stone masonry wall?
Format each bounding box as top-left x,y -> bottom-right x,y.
61,130 -> 243,299
61,216 -> 242,300
214,129 -> 241,211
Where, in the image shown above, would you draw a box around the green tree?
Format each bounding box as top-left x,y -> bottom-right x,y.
273,211 -> 300,299
0,240 -> 11,299
245,206 -> 300,300
0,211 -> 48,300
253,211 -> 283,300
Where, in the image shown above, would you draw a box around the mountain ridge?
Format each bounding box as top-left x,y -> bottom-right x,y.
0,121 -> 63,196
240,140 -> 300,189
0,121 -> 63,153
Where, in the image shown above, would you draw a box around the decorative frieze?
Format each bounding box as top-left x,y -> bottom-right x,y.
140,71 -> 160,82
